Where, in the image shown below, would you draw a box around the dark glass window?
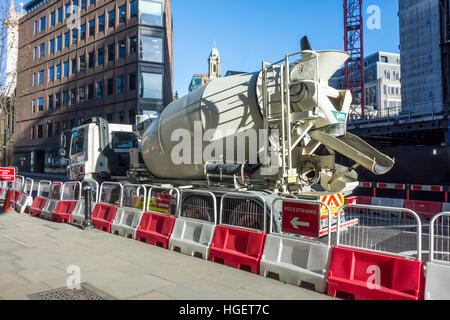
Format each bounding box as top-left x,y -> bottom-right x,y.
58,8 -> 62,22
140,31 -> 163,63
38,125 -> 43,138
39,70 -> 44,84
34,46 -> 37,59
108,10 -> 115,28
107,78 -> 114,95
48,95 -> 53,110
80,24 -> 86,40
64,61 -> 69,77
55,121 -> 61,135
57,36 -> 62,50
70,119 -> 75,129
71,58 -> 77,74
80,55 -> 86,72
106,113 -> 113,122
50,11 -> 55,26
55,93 -> 61,108
119,5 -> 126,23
89,19 -> 95,36
65,3 -> 70,18
32,99 -> 36,113
72,29 -> 78,44
38,97 -> 44,111
63,91 -> 68,106
90,0 -> 95,5
34,21 -> 38,34
129,73 -> 136,90
64,32 -> 69,47
117,75 -> 125,94
40,43 -> 45,58
88,83 -> 94,99
33,73 -> 36,86
40,16 -> 46,32
88,51 -> 94,68
48,123 -> 53,137
79,87 -> 86,101
97,80 -> 104,98
118,40 -> 125,58
129,35 -> 137,54
49,39 -> 54,54
108,44 -> 115,62
71,88 -> 77,104
31,126 -> 35,139
81,0 -> 86,9
116,112 -> 124,123
98,48 -> 104,65
130,0 -> 137,18
56,64 -> 61,79
98,15 -> 105,32
49,67 -> 54,81
128,110 -> 136,124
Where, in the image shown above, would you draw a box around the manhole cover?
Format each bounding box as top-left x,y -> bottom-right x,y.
28,283 -> 116,300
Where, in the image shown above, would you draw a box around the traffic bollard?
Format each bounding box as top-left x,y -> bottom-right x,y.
82,185 -> 94,230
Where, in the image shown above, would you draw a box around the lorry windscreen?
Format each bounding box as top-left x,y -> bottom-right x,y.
71,130 -> 85,156
112,132 -> 137,149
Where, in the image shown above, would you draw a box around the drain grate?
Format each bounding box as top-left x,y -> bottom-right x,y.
28,283 -> 116,300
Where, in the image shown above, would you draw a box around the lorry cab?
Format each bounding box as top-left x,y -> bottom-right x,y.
61,117 -> 137,182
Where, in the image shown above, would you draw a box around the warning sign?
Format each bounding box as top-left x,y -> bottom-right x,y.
148,193 -> 171,215
0,168 -> 15,182
282,202 -> 321,238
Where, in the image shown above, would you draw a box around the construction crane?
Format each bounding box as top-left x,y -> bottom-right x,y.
344,0 -> 365,119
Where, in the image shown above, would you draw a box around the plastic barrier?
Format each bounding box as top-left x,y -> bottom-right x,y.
403,200 -> 442,221
15,178 -> 34,213
136,187 -> 179,248
209,193 -> 267,274
91,182 -> 122,232
327,247 -> 425,300
70,181 -> 99,226
28,180 -> 52,217
10,176 -> 25,209
52,182 -> 82,223
169,190 -> 217,259
355,196 -> 372,205
259,198 -> 333,293
425,212 -> 450,300
40,182 -> 63,220
111,185 -> 146,239
327,204 -> 424,300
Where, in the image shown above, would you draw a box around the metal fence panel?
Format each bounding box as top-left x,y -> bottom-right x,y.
50,181 -> 64,200
62,182 -> 82,201
220,193 -> 266,233
38,180 -> 52,198
337,204 -> 422,260
430,212 -> 450,264
99,182 -> 123,206
147,186 -> 180,216
179,190 -> 217,224
122,184 -> 146,211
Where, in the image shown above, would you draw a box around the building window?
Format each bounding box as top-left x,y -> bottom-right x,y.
55,121 -> 61,135
65,3 -> 70,18
80,55 -> 86,72
140,72 -> 162,99
116,112 -> 124,123
98,15 -> 105,32
34,21 -> 38,34
118,40 -> 125,59
64,61 -> 69,77
129,35 -> 137,54
57,36 -> 62,51
72,29 -> 78,44
71,88 -> 77,105
140,31 -> 162,63
48,95 -> 54,110
108,44 -> 115,62
119,5 -> 126,23
38,97 -> 44,111
129,73 -> 136,90
50,11 -> 55,26
139,0 -> 164,27
70,119 -> 75,129
38,125 -> 43,138
63,91 -> 68,106
40,43 -> 45,58
47,123 -> 53,137
33,73 -> 37,86
79,87 -> 86,102
88,51 -> 94,68
117,75 -> 125,94
39,70 -> 45,84
130,0 -> 137,18
383,85 -> 387,95
58,7 -> 63,22
90,0 -> 95,5
107,78 -> 114,95
89,19 -> 95,36
40,16 -> 46,32
97,48 -> 104,65
80,24 -> 86,40
55,93 -> 61,108
64,32 -> 69,47
108,10 -> 115,28
97,80 -> 104,98
49,39 -> 55,54
34,47 -> 37,59
32,99 -> 36,113
128,110 -> 136,124
49,66 -> 54,81
381,56 -> 388,63
31,126 -> 35,139
81,0 -> 86,10
56,64 -> 61,79
62,120 -> 68,130
106,113 -> 113,122
71,58 -> 77,74
88,83 -> 94,99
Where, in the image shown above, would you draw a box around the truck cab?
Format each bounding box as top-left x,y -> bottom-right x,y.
61,117 -> 137,182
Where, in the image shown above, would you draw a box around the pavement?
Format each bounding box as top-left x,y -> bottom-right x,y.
0,210 -> 334,300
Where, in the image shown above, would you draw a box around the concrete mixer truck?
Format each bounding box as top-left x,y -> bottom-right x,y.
59,41 -> 394,232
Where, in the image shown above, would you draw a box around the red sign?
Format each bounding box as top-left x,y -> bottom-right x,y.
156,193 -> 171,210
0,168 -> 15,182
282,202 -> 320,238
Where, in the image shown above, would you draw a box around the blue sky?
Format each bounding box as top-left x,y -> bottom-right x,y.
172,0 -> 400,96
